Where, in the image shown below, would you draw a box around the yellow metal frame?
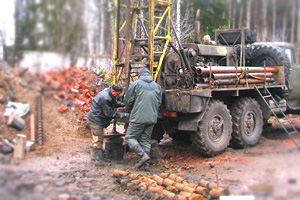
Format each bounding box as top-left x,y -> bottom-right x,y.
113,0 -> 172,85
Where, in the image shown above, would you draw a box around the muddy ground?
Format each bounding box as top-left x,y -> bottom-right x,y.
1,70 -> 300,200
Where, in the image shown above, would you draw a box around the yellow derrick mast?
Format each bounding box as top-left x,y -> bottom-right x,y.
113,0 -> 172,89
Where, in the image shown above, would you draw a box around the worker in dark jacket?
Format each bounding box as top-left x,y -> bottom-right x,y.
87,84 -> 123,164
124,68 -> 162,168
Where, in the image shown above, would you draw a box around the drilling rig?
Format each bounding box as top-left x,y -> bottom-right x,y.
113,0 -> 300,157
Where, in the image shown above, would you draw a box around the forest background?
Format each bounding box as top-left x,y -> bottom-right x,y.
1,0 -> 300,67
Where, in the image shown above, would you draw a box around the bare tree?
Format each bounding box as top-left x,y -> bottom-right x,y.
297,0 -> 300,46
290,0 -> 297,43
272,0 -> 276,41
230,0 -> 235,28
238,1 -> 244,28
176,0 -> 181,41
171,2 -> 193,44
261,0 -> 267,41
246,0 -> 251,29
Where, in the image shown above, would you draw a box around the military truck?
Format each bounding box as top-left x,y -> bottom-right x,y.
113,1 -> 300,157
153,30 -> 300,157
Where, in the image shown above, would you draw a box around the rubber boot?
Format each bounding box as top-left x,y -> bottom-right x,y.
133,145 -> 150,168
139,160 -> 150,171
135,153 -> 150,168
91,148 -> 108,166
90,147 -> 97,161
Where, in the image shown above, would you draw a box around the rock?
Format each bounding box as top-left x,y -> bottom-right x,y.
26,141 -> 35,152
50,80 -> 61,90
7,113 -> 25,131
34,185 -> 45,193
1,145 -> 14,154
57,193 -> 71,200
288,178 -> 297,184
0,94 -> 6,104
249,184 -> 274,194
19,80 -> 28,88
0,155 -> 11,164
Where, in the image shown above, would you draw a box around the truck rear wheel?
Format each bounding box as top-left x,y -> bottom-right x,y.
230,97 -> 263,148
193,100 -> 232,157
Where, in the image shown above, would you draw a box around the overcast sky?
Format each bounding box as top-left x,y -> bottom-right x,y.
0,0 -> 15,45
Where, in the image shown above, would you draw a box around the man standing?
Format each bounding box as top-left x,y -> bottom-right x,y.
124,68 -> 162,168
87,84 -> 123,164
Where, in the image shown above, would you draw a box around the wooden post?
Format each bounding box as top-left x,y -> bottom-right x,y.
13,134 -> 27,161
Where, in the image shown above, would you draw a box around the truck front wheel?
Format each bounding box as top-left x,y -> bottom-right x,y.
230,97 -> 263,148
193,100 -> 232,157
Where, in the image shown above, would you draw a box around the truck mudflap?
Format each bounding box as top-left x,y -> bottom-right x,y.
177,98 -> 210,131
164,89 -> 211,113
177,112 -> 206,131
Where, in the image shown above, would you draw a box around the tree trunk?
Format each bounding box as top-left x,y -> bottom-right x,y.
238,1 -> 244,28
225,0 -> 230,22
85,0 -> 95,55
272,0 -> 276,41
290,0 -> 297,43
230,0 -> 235,28
176,0 -> 181,43
282,3 -> 288,41
297,0 -> 300,45
246,0 -> 251,29
99,0 -> 105,54
261,0 -> 267,41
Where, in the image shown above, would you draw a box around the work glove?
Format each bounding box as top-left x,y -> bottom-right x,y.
115,112 -> 126,119
117,102 -> 125,107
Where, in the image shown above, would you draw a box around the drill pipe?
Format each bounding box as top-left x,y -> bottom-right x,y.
37,94 -> 43,146
203,78 -> 275,85
213,72 -> 273,79
195,66 -> 279,75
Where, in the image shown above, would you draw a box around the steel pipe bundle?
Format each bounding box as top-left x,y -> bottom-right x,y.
204,78 -> 275,85
213,72 -> 273,79
195,66 -> 279,86
195,66 -> 279,75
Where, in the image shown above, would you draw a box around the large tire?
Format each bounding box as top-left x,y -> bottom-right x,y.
230,97 -> 263,148
192,100 -> 232,157
251,44 -> 291,87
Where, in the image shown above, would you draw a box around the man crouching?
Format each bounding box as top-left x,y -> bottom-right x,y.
87,84 -> 124,165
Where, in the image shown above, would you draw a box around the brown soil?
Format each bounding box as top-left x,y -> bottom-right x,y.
1,69 -> 300,200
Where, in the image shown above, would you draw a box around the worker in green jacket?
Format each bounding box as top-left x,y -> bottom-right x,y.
124,68 -> 162,168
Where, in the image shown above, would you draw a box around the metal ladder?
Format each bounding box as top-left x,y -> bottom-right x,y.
255,85 -> 300,150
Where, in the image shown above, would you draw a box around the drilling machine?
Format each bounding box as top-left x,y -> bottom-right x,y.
113,0 -> 300,157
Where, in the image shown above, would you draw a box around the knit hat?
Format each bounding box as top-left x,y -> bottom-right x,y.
112,84 -> 123,92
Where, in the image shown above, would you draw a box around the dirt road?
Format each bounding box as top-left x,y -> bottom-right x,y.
1,117 -> 300,200
1,71 -> 300,200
